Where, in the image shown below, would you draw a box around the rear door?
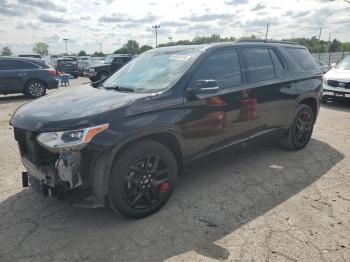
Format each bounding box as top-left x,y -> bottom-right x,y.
239,46 -> 292,133
0,59 -> 33,93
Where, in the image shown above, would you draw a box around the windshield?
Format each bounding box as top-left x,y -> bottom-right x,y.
102,50 -> 199,93
104,56 -> 115,64
337,56 -> 350,70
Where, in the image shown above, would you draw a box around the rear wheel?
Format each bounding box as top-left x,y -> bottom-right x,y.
282,104 -> 315,150
109,140 -> 178,219
25,80 -> 46,98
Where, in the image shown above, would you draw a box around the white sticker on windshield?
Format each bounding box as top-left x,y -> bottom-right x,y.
169,55 -> 192,61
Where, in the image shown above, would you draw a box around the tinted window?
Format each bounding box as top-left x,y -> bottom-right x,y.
269,49 -> 284,75
285,47 -> 318,71
242,48 -> 275,82
192,49 -> 242,89
0,59 -> 38,70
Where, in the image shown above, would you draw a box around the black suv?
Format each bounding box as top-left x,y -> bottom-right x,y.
10,41 -> 322,218
0,57 -> 58,98
87,54 -> 132,81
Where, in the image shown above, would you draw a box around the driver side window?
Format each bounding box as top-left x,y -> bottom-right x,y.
191,49 -> 242,89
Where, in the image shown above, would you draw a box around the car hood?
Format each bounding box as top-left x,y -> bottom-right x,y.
324,68 -> 350,81
10,85 -> 150,131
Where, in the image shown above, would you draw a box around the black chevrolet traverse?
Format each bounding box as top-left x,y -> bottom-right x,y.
10,41 -> 322,218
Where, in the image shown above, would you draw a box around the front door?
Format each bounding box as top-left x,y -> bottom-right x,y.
181,48 -> 256,158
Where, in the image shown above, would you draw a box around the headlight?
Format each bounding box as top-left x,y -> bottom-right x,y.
37,123 -> 108,152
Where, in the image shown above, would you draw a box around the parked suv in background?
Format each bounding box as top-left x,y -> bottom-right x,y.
87,54 -> 132,81
0,57 -> 58,98
55,57 -> 79,78
322,55 -> 350,101
10,41 -> 322,218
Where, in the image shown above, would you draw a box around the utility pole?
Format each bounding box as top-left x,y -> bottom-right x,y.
318,27 -> 322,60
327,33 -> 332,65
152,25 -> 160,47
99,43 -> 102,53
168,36 -> 173,44
63,38 -> 69,54
264,24 -> 269,41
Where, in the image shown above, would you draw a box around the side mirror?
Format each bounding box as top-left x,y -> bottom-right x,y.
187,80 -> 219,98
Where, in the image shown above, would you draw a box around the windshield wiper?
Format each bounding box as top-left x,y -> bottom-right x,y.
103,85 -> 135,92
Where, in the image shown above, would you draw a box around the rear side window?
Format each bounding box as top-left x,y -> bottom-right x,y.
269,49 -> 284,75
0,60 -> 38,70
284,47 -> 318,71
192,49 -> 242,89
241,48 -> 275,82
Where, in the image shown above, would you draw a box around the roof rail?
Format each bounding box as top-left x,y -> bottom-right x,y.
236,39 -> 298,45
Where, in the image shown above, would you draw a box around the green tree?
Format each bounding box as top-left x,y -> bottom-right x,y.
139,45 -> 153,53
32,42 -> 49,56
114,40 -> 140,55
1,46 -> 12,56
92,51 -> 105,57
78,50 -> 88,56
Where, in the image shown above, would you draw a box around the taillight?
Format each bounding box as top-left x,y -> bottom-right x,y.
47,68 -> 56,76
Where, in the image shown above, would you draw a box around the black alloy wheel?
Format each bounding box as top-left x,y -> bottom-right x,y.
282,104 -> 315,150
123,155 -> 171,209
109,140 -> 177,219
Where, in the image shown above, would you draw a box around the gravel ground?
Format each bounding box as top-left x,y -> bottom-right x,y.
0,78 -> 349,262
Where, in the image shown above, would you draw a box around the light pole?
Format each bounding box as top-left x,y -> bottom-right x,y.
318,27 -> 322,60
264,24 -> 269,41
168,36 -> 173,44
99,43 -> 102,53
63,38 -> 69,54
152,25 -> 160,47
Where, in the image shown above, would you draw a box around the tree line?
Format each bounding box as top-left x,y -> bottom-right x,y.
1,35 -> 349,57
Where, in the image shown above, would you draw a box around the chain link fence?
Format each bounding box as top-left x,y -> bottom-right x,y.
312,52 -> 350,65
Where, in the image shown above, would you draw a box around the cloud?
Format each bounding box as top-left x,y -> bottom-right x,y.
17,0 -> 66,12
185,13 -> 234,22
251,3 -> 266,11
285,10 -> 311,18
15,22 -> 41,30
0,1 -> 24,16
224,0 -> 248,5
39,14 -> 68,24
99,13 -> 159,24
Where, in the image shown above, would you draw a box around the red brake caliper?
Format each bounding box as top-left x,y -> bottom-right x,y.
159,182 -> 169,193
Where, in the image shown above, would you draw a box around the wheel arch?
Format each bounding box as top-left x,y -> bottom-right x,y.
23,78 -> 47,93
92,129 -> 187,207
298,96 -> 318,122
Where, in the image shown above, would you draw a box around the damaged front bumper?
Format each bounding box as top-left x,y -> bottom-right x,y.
20,151 -> 103,208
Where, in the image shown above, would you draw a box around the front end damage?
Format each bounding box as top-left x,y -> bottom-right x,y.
14,127 -> 104,207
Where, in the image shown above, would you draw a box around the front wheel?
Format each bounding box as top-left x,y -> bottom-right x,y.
282,104 -> 315,150
109,140 -> 178,219
25,80 -> 47,98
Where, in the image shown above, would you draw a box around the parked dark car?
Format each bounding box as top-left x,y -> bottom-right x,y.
0,57 -> 58,98
55,57 -> 79,78
10,41 -> 322,218
87,54 -> 132,81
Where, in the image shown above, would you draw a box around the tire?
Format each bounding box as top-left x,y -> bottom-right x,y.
98,71 -> 109,81
25,80 -> 47,98
282,104 -> 315,150
109,140 -> 178,219
73,74 -> 78,79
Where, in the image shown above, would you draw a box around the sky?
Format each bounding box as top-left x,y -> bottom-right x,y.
0,0 -> 349,55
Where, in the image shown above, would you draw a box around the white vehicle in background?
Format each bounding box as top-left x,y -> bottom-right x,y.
323,55 -> 350,101
45,55 -> 60,66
